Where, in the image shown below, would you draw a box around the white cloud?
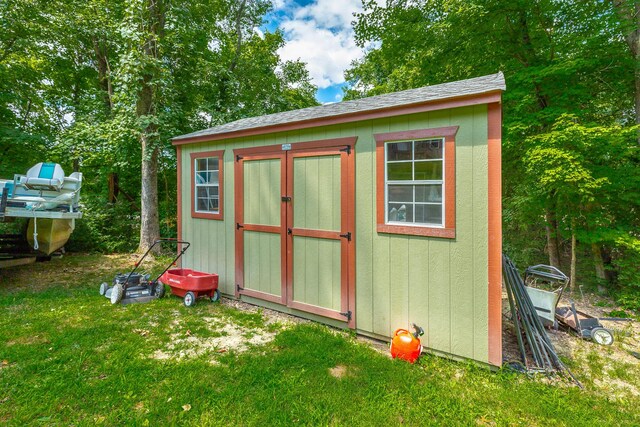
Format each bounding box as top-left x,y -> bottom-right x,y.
271,0 -> 366,89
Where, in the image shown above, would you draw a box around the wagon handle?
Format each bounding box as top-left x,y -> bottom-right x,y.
151,239 -> 191,284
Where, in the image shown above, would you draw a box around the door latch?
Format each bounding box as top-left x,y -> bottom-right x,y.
287,228 -> 292,235
340,310 -> 352,321
281,196 -> 291,202
339,232 -> 351,241
236,223 -> 244,230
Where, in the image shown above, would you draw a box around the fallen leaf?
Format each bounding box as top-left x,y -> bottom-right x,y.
217,349 -> 227,353
182,404 -> 191,411
186,330 -> 192,336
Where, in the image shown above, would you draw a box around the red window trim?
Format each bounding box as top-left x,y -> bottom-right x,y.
375,126 -> 458,238
190,150 -> 224,220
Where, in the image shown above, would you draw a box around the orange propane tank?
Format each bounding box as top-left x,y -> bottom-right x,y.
390,324 -> 424,363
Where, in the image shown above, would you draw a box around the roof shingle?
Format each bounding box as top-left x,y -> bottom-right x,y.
173,72 -> 505,142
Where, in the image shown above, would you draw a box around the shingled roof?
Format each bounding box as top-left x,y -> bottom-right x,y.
173,72 -> 505,144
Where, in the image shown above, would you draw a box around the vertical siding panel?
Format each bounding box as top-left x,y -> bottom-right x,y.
472,104 -> 489,363
449,107 -> 475,359
352,121 -> 374,332
371,118 -> 391,336
408,235 -> 429,345
387,115 -> 411,331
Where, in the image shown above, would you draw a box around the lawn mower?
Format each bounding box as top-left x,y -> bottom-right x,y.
99,239 -> 190,305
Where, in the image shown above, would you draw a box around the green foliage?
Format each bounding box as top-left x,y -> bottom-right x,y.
612,235 -> 640,310
0,0 -> 319,252
347,0 -> 640,302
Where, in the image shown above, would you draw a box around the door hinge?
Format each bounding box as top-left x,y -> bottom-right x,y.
281,196 -> 291,202
339,145 -> 351,155
340,310 -> 352,321
236,223 -> 244,230
236,284 -> 244,292
339,232 -> 351,241
236,154 -> 243,162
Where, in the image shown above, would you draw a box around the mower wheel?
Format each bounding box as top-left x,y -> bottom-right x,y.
211,289 -> 220,303
154,281 -> 166,298
110,284 -> 123,304
591,327 -> 614,346
184,291 -> 196,307
99,282 -> 109,296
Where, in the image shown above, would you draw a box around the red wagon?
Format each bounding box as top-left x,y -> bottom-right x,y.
160,268 -> 219,307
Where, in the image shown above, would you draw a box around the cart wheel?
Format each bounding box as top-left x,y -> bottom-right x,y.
184,291 -> 196,307
99,282 -> 109,296
154,281 -> 166,298
110,284 -> 124,304
590,327 -> 614,346
211,289 -> 220,303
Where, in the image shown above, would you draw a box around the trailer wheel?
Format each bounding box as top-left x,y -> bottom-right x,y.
591,327 -> 614,346
154,281 -> 166,298
99,282 -> 109,296
211,289 -> 220,303
184,291 -> 196,307
110,284 -> 123,304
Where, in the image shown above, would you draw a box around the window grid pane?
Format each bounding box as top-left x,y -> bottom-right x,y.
385,138 -> 444,226
194,156 -> 220,213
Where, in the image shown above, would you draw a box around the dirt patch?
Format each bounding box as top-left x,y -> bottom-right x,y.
329,365 -> 349,378
150,298 -> 307,362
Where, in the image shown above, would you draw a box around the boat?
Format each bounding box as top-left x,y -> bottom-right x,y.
0,162 -> 83,256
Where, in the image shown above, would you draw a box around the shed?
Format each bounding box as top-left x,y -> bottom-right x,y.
172,72 -> 505,366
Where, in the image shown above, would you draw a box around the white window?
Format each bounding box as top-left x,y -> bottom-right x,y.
195,157 -> 220,213
385,138 -> 444,226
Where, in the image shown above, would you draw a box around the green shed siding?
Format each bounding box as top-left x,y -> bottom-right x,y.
179,104 -> 490,363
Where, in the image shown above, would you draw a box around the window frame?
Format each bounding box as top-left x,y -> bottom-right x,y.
375,126 -> 458,238
190,150 -> 224,220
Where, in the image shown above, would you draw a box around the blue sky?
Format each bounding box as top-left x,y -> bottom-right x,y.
262,0 -> 371,104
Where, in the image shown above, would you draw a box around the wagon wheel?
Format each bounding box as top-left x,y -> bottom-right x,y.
211,289 -> 220,303
590,327 -> 614,346
110,284 -> 124,304
99,282 -> 109,296
154,281 -> 166,298
184,291 -> 196,307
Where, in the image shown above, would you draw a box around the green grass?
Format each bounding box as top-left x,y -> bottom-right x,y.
1,254 -> 639,426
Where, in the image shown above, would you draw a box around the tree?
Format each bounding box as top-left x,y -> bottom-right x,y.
346,0 -> 640,302
1,0 -> 319,252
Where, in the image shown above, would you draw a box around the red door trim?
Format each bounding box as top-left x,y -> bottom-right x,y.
290,228 -> 340,240
234,149 -> 287,304
235,137 -> 357,328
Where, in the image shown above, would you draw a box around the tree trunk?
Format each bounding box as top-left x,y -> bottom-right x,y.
591,243 -> 608,294
569,220 -> 577,292
136,0 -> 165,253
544,209 -> 561,268
139,137 -> 160,253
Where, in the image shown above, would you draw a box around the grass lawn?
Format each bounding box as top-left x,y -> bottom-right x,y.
1,254 -> 639,426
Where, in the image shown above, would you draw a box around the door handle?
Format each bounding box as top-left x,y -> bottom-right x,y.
281,196 -> 291,202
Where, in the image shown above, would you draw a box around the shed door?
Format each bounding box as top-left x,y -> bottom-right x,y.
235,140 -> 355,327
234,152 -> 287,304
286,148 -> 352,323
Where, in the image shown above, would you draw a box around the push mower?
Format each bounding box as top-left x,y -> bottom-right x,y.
99,239 -> 190,305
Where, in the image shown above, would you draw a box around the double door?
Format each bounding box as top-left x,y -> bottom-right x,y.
234,138 -> 355,327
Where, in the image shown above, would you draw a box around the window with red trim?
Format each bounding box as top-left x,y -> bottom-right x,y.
191,150 -> 224,220
375,126 -> 458,238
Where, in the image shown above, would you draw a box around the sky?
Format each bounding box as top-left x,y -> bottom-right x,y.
262,0 -> 373,104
